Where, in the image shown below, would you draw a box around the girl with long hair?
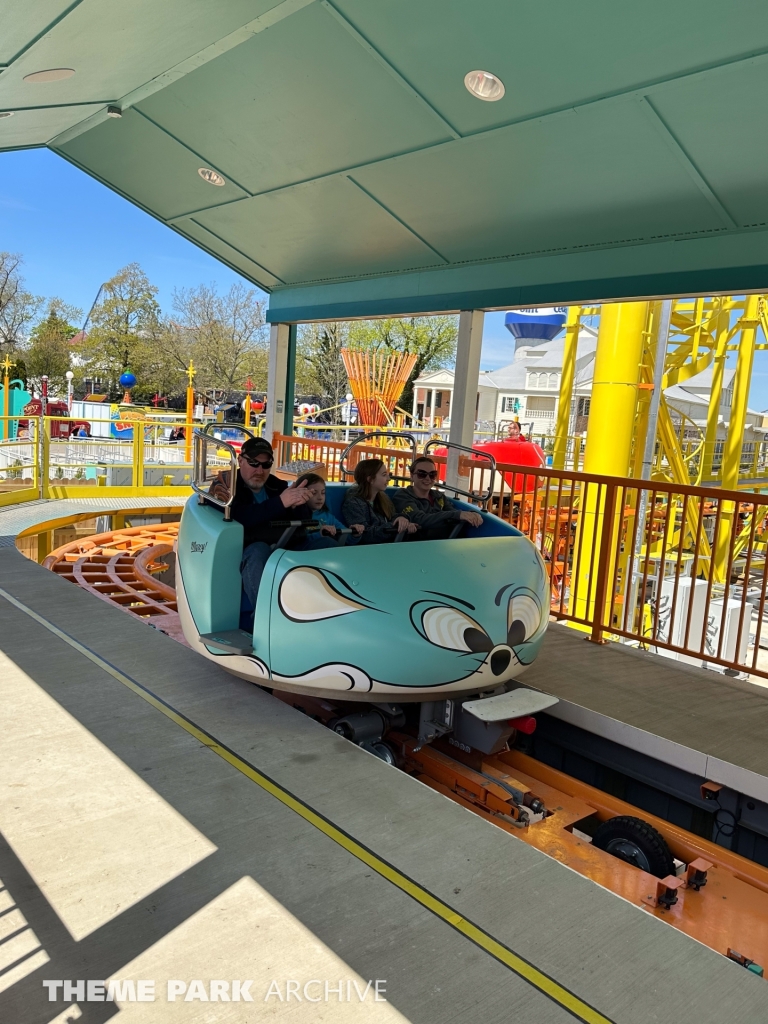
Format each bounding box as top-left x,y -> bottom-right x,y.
341,459 -> 418,543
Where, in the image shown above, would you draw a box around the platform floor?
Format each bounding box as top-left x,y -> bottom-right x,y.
0,547 -> 767,1023
0,497 -> 186,547
524,623 -> 768,804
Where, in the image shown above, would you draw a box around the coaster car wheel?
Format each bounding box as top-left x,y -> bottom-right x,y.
592,815 -> 675,878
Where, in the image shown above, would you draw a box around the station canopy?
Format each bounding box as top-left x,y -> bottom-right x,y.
3,1 -> 768,321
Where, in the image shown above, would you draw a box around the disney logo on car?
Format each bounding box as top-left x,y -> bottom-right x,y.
190,541 -> 208,553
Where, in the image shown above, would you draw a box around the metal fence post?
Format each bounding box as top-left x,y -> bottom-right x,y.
589,481 -> 619,644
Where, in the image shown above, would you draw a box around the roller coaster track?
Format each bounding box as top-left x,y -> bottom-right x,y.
42,522 -> 186,644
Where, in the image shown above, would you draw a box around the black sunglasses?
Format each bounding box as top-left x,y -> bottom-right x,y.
241,455 -> 273,469
414,468 -> 438,480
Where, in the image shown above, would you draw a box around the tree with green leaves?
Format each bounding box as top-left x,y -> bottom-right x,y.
297,322 -> 350,410
24,298 -> 82,396
296,316 -> 458,416
345,316 -> 458,414
76,263 -> 163,400
0,252 -> 43,354
172,282 -> 268,400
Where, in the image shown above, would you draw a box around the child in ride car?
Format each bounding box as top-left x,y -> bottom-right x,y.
295,472 -> 364,541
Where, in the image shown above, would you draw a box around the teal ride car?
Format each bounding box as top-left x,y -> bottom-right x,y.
176,479 -> 550,703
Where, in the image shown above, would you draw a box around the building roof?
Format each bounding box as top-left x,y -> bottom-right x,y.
4,6 -> 768,322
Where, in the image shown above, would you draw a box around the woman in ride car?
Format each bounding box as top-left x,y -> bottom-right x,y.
341,458 -> 418,544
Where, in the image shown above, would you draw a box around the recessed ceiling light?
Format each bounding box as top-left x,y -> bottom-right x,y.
0,112 -> 13,119
198,167 -> 225,186
464,70 -> 505,102
106,105 -> 122,118
23,68 -> 76,83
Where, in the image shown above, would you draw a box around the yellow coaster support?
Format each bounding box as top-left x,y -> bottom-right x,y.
714,294 -> 761,581
553,306 -> 581,471
570,301 -> 648,625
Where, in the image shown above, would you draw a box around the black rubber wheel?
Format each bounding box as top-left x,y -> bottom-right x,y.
592,815 -> 675,878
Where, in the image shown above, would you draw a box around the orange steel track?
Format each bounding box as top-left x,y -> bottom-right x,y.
394,736 -> 768,972
42,523 -> 186,644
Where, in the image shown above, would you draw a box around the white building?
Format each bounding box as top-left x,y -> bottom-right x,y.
413,327 -> 597,436
413,328 -> 766,443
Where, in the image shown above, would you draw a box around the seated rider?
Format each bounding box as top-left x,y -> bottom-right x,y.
341,458 -> 418,543
294,471 -> 364,541
506,419 -> 523,440
392,456 -> 484,540
208,437 -> 335,627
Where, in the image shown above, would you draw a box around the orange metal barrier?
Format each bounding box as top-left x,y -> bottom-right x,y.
273,432 -> 768,681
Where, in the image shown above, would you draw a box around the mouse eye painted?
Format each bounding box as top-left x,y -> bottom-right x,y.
415,604 -> 493,653
279,567 -> 364,622
507,592 -> 545,647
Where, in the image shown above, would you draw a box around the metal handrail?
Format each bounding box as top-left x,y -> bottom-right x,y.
338,430 -> 418,481
423,439 -> 496,509
192,428 -> 238,520
199,422 -> 257,440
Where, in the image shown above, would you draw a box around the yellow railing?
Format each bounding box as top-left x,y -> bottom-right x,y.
274,432 -> 768,680
0,414 -> 195,505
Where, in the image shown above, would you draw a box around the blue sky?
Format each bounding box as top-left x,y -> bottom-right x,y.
1,147 -> 767,407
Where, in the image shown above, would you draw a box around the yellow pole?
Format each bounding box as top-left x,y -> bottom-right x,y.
582,301 -> 650,476
714,294 -> 760,580
243,393 -> 252,429
553,306 -> 581,470
185,360 -> 195,464
701,319 -> 728,484
571,301 -> 649,624
1,353 -> 13,442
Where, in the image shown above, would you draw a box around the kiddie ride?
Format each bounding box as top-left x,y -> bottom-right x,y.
19,397 -> 90,438
172,426 -> 768,970
176,427 -> 555,771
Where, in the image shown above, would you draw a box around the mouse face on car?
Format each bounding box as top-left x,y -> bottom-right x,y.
246,536 -> 549,697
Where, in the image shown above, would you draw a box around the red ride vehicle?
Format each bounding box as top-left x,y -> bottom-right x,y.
18,399 -> 90,439
434,423 -> 545,496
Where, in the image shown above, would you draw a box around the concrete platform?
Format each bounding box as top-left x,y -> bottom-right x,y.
0,547 -> 767,1023
0,497 -> 186,547
524,623 -> 768,805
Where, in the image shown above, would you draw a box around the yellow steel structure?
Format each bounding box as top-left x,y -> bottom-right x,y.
570,301 -> 649,623
713,295 -> 762,580
548,293 -> 768,592
552,306 -> 581,472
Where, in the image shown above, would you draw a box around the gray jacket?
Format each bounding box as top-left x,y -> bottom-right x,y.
391,485 -> 461,530
341,486 -> 396,544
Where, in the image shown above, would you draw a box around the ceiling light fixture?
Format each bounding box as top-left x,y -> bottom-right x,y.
464,70 -> 505,102
23,68 -> 76,83
106,105 -> 122,118
198,167 -> 225,186
0,111 -> 13,119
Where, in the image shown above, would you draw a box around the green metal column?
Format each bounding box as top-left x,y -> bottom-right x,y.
283,323 -> 297,437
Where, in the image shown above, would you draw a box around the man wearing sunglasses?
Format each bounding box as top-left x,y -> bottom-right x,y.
392,456 -> 484,540
209,437 -> 332,625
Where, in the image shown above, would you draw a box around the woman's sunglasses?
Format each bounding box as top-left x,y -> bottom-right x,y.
413,468 -> 438,480
242,456 -> 274,469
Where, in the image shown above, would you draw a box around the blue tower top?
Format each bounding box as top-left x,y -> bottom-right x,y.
119,370 -> 137,388
505,307 -> 567,342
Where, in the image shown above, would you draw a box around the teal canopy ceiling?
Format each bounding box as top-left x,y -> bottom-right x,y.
4,0 -> 768,320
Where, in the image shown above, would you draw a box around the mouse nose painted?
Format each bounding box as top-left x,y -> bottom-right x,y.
490,646 -> 512,676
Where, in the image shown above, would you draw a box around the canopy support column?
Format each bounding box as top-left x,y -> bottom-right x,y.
266,323 -> 294,442
447,310 -> 484,491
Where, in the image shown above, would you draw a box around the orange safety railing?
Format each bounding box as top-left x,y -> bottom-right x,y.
273,432 -> 768,681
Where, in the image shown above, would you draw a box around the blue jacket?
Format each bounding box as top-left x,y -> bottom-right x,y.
312,508 -> 346,531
